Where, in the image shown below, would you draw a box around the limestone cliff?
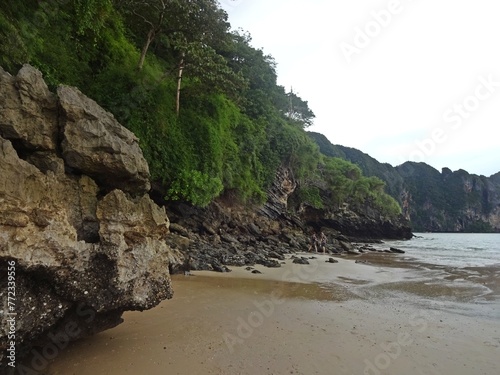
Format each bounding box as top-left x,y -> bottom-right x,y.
397,163 -> 500,232
309,132 -> 500,233
0,65 -> 176,369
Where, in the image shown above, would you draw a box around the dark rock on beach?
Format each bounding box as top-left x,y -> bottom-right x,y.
390,247 -> 406,254
293,257 -> 310,265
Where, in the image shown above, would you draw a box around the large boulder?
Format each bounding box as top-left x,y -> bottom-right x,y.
0,65 -> 175,370
58,85 -> 151,195
97,189 -> 172,308
0,65 -> 58,150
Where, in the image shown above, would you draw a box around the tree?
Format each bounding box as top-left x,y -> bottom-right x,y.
116,0 -> 244,114
115,0 -> 168,70
221,31 -> 280,119
285,89 -> 315,128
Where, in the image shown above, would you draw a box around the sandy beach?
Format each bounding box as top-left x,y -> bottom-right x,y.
43,252 -> 500,375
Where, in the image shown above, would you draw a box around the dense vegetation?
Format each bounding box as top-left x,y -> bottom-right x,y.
309,133 -> 499,232
0,0 -> 401,217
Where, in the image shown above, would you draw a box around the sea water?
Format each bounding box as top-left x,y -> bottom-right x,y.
383,233 -> 500,268
365,233 -> 500,321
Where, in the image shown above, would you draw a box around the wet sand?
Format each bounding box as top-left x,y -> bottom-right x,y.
44,253 -> 500,375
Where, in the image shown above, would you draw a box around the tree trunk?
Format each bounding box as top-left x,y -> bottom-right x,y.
138,28 -> 155,71
176,53 -> 185,116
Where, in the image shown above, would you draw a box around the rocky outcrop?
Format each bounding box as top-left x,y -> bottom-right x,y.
58,85 -> 150,195
157,152 -> 412,273
300,204 -> 413,240
0,65 -> 175,369
164,198 -> 301,273
161,179 -> 409,275
309,131 -> 500,233
260,165 -> 297,219
0,65 -> 58,151
397,163 -> 500,232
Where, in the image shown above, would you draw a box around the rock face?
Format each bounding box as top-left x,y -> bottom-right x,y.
164,198 -> 300,274
58,85 -> 150,195
260,165 -> 297,219
0,65 -> 58,151
300,204 -> 413,240
397,164 -> 500,232
0,65 -> 174,369
309,131 -> 500,233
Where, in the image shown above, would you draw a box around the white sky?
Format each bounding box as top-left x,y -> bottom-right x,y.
220,0 -> 500,177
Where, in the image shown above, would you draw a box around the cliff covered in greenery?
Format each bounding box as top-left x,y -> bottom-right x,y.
1,0 -> 404,230
309,132 -> 500,233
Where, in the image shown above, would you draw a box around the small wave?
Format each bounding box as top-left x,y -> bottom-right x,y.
384,233 -> 500,268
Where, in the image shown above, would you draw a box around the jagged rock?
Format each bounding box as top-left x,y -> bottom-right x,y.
220,233 -> 239,244
299,200 -> 413,240
169,222 -> 190,237
257,258 -> 281,268
359,245 -> 377,252
211,261 -> 231,273
0,66 -> 175,368
288,238 -> 301,249
0,64 -> 58,151
166,234 -> 192,252
201,221 -> 217,235
293,257 -> 310,265
260,165 -> 297,219
96,190 -> 172,303
339,240 -> 354,252
265,235 -> 280,245
1,135 -> 174,364
247,223 -> 262,236
251,269 -> 262,274
25,151 -> 65,174
390,247 -> 405,254
58,85 -> 150,195
268,251 -> 285,260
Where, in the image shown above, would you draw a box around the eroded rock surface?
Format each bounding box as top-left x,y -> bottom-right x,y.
0,65 -> 174,369
58,85 -> 150,195
0,65 -> 58,151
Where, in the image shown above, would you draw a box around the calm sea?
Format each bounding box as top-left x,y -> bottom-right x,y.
382,233 -> 500,268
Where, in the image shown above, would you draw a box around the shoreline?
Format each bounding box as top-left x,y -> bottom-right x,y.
42,253 -> 500,375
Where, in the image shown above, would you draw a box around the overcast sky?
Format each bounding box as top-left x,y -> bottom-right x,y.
220,0 -> 500,177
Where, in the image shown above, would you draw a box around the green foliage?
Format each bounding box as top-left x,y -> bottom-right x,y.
284,90 -> 315,128
465,220 -> 494,233
313,158 -> 402,218
74,0 -> 113,38
296,186 -> 323,209
0,11 -> 29,72
373,190 -> 403,217
167,170 -> 223,207
0,0 -> 404,220
308,131 -> 405,200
